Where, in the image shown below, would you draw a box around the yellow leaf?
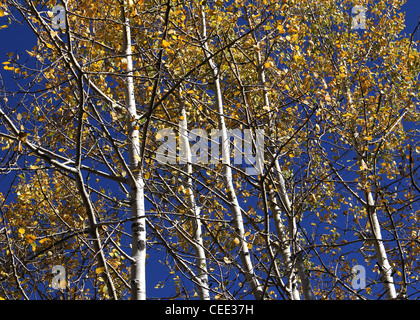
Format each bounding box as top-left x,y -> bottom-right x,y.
325,92 -> 331,103
177,185 -> 185,194
264,61 -> 273,68
110,111 -> 118,121
18,228 -> 25,235
0,25 -> 8,30
26,50 -> 36,57
121,58 -> 128,69
215,0 -> 223,7
223,256 -> 232,264
294,54 -> 304,63
39,238 -> 49,244
96,267 -> 105,274
233,237 -> 240,245
14,68 -> 21,73
162,39 -> 170,48
3,65 -> 14,71
17,113 -> 22,121
277,24 -> 285,34
26,234 -> 36,244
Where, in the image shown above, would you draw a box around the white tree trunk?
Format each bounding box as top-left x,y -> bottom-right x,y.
366,193 -> 397,299
274,157 -> 314,300
249,26 -> 312,298
268,189 -> 300,300
199,6 -> 263,300
178,91 -> 210,300
120,4 -> 146,300
347,89 -> 396,299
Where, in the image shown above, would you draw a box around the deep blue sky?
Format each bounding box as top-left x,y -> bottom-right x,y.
0,1 -> 419,300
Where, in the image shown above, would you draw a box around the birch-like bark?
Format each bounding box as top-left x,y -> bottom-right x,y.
199,5 -> 263,300
227,46 -> 299,298
74,170 -> 118,300
365,193 -> 397,299
245,14 -> 312,298
120,3 -> 146,300
274,150 -> 314,300
268,189 -> 300,300
178,90 -> 210,300
347,89 -> 397,299
254,54 -> 302,300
